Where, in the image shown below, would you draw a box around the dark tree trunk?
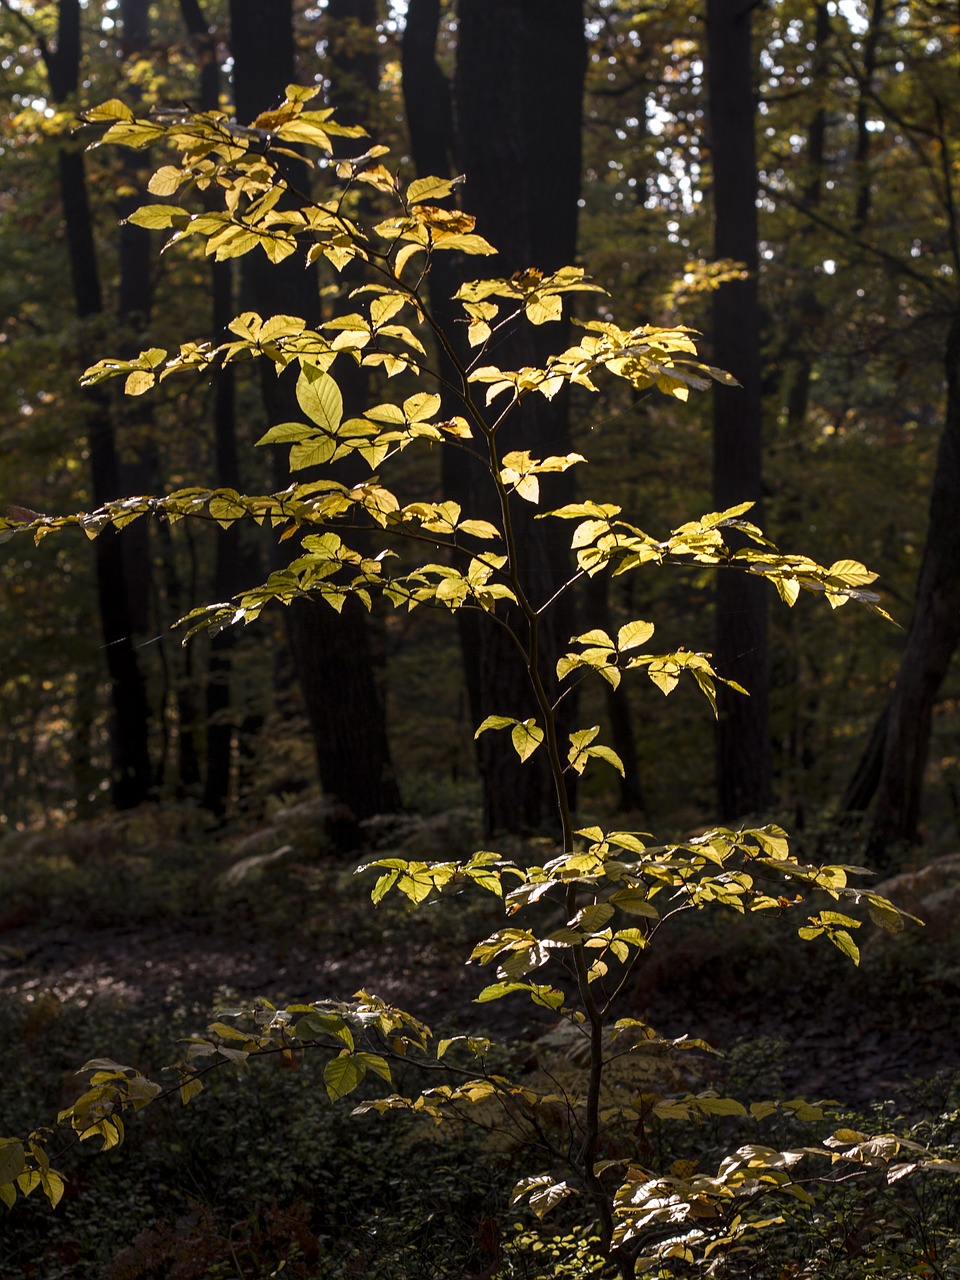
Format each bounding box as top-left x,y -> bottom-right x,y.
853,0 -> 885,232
118,0 -> 205,794
229,0 -> 401,845
325,0 -> 379,122
179,0 -> 245,814
179,0 -> 220,111
427,0 -> 586,836
47,0 -> 153,808
837,0 -> 960,869
782,2 -> 831,437
846,312 -> 960,867
706,0 -> 773,818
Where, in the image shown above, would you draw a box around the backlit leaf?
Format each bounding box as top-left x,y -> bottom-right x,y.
296,367 -> 343,433
511,720 -> 544,762
323,1053 -> 366,1102
617,620 -> 655,651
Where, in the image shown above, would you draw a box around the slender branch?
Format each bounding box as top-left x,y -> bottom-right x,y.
757,176 -> 952,299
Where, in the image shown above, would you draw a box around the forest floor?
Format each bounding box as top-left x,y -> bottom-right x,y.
1,844 -> 958,1110
1,805 -> 959,1279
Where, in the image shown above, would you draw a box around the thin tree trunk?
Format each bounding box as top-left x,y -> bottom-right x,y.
854,0 -> 885,232
180,0 -> 245,815
782,2 -> 831,436
46,0 -> 153,808
706,0 -> 773,818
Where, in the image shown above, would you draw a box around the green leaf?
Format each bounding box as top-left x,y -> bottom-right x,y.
323,1053 -> 366,1102
828,929 -> 861,966
357,1052 -> 392,1084
255,422 -> 316,446
475,981 -> 528,1003
296,366 -> 343,432
0,1141 -> 25,1186
571,903 -> 615,933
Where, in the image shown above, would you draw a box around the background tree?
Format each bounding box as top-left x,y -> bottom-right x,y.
228,0 -> 401,847
401,0 -> 587,834
7,0 -> 155,808
706,0 -> 772,819
1,0 -> 958,866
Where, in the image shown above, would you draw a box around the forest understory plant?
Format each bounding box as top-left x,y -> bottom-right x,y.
1,92 -> 958,1278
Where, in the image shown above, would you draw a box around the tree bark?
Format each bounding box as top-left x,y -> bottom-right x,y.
437,0 -> 586,835
47,0 -> 153,808
706,0 -> 773,818
837,0 -> 960,867
229,0 -> 401,845
178,0 -> 246,814
855,311 -> 960,866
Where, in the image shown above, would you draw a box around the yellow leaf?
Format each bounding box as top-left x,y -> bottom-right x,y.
179,1076 -> 204,1105
511,720 -> 544,762
515,474 -> 540,504
296,367 -> 343,432
457,519 -> 500,540
147,166 -> 182,196
394,242 -> 424,275
438,416 -> 472,438
125,371 -> 155,396
86,98 -> 134,122
41,1171 -> 65,1209
525,293 -> 563,325
407,175 -> 463,204
432,233 -> 496,255
617,619 -> 654,651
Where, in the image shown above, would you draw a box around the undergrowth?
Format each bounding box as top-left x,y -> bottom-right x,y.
0,812 -> 959,1278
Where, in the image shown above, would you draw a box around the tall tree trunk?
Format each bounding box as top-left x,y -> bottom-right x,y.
853,0 -> 885,232
706,0 -> 773,818
432,0 -> 586,836
847,311 -> 960,866
837,0 -> 960,868
403,0 -> 643,826
179,0 -> 245,815
229,0 -> 401,846
118,0 -> 205,795
782,2 -> 831,437
45,0 -> 153,808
